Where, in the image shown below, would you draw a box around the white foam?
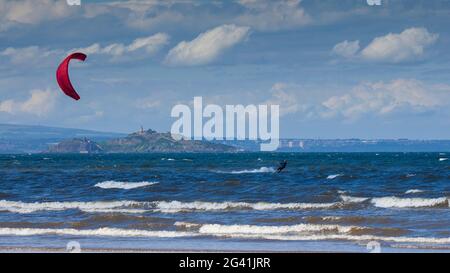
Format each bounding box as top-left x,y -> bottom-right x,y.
154,200 -> 338,213
199,223 -> 357,235
340,195 -> 369,203
371,197 -> 448,208
0,227 -> 195,238
0,200 -> 150,214
80,208 -> 148,214
95,181 -> 158,190
3,195 -> 448,215
219,233 -> 450,244
405,189 -> 424,194
218,167 -> 275,174
439,158 -> 448,162
327,174 -> 342,180
1,224 -> 450,245
174,221 -> 202,228
319,216 -> 343,221
194,223 -> 450,244
0,199 -> 338,214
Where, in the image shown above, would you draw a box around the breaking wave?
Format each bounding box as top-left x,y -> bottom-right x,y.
371,197 -> 449,208
1,196 -> 449,215
405,189 -> 424,194
0,225 -> 448,245
327,174 -> 343,180
175,222 -> 450,244
340,195 -> 369,203
94,181 -> 158,190
0,227 -> 195,238
153,200 -> 338,213
0,200 -> 339,214
0,200 -> 150,214
198,223 -> 357,235
221,233 -> 450,244
337,195 -> 449,209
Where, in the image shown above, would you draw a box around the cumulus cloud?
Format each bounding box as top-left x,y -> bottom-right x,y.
78,0 -> 186,30
90,0 -> 310,32
0,0 -> 73,30
236,0 -> 311,31
0,89 -> 57,116
72,33 -> 169,57
321,79 -> 449,119
165,24 -> 250,66
262,83 -> 304,116
258,79 -> 450,121
361,27 -> 438,62
0,0 -> 310,34
332,28 -> 438,63
1,34 -> 168,67
0,46 -> 63,66
0,0 -> 180,32
332,40 -> 360,58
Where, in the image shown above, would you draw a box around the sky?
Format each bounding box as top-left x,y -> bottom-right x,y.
1,0 -> 450,139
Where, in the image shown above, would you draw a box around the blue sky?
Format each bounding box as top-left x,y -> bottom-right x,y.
1,0 -> 450,139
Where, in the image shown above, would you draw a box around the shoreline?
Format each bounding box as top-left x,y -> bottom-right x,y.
0,246 -> 320,253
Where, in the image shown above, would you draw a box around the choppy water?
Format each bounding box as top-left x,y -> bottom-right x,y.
0,153 -> 449,252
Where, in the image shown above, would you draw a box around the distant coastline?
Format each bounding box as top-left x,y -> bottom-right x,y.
1,123 -> 450,153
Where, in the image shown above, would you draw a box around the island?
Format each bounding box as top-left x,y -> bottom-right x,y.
47,129 -> 237,153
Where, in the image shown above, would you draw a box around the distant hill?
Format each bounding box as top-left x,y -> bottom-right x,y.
0,124 -> 124,153
48,129 -> 237,153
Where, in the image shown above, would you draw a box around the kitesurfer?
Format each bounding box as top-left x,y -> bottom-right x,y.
276,160 -> 287,173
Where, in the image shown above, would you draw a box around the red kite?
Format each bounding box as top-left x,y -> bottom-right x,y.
56,53 -> 87,100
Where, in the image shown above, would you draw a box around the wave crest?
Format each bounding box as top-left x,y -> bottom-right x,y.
0,227 -> 194,238
0,225 -> 449,245
405,189 -> 424,194
371,197 -> 449,208
0,200 -> 150,214
154,200 -> 338,213
199,223 -> 356,235
95,181 -> 158,190
327,174 -> 343,180
217,167 -> 275,174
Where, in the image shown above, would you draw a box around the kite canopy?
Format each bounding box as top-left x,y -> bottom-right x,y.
56,52 -> 87,100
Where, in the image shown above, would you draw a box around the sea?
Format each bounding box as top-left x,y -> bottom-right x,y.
0,152 -> 449,252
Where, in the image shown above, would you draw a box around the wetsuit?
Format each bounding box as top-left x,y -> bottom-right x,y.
277,161 -> 287,173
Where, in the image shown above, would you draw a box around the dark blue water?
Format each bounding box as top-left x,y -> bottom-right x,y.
0,153 -> 449,252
